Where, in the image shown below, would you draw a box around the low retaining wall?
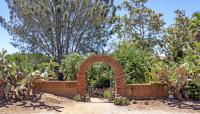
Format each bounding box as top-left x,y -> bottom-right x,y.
33,80 -> 77,98
0,79 -> 168,99
125,83 -> 168,99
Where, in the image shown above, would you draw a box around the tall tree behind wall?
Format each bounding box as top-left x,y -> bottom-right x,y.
0,0 -> 115,63
113,0 -> 165,51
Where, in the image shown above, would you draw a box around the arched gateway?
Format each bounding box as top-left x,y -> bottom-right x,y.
77,55 -> 125,96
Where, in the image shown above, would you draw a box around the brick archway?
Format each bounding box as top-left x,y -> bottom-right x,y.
77,55 -> 125,96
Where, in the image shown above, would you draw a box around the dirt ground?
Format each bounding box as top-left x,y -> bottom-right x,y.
0,93 -> 199,114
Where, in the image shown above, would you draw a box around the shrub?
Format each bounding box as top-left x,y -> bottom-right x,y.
92,75 -> 111,88
73,94 -> 90,102
185,82 -> 200,101
112,42 -> 153,84
103,89 -> 114,102
73,94 -> 82,101
114,96 -> 130,106
61,53 -> 85,80
86,62 -> 114,88
7,53 -> 49,75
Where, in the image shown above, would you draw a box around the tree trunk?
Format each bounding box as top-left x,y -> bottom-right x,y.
55,0 -> 62,64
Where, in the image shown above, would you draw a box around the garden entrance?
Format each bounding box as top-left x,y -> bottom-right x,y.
77,55 -> 125,96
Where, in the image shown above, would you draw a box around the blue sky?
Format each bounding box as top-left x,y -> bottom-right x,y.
0,0 -> 200,53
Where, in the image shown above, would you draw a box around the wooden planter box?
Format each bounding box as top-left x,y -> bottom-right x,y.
125,83 -> 168,99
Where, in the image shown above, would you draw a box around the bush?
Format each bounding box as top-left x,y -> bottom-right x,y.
185,83 -> 200,101
114,96 -> 130,106
112,42 -> 153,84
73,94 -> 90,102
73,94 -> 82,101
61,53 -> 85,80
7,53 -> 49,74
86,62 -> 114,88
92,75 -> 111,88
103,89 -> 114,102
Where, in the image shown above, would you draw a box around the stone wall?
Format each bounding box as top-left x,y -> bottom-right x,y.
125,83 -> 168,99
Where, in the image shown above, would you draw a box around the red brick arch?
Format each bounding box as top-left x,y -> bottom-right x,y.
77,55 -> 125,96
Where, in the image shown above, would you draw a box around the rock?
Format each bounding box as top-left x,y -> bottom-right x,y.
168,94 -> 174,99
144,101 -> 149,105
132,100 -> 137,104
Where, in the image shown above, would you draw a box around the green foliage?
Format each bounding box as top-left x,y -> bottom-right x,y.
87,63 -> 113,88
103,89 -> 113,102
0,49 -> 41,100
86,61 -> 114,87
185,82 -> 200,101
190,12 -> 200,33
148,59 -> 194,100
113,0 -> 164,50
61,53 -> 114,88
163,10 -> 191,62
144,73 -> 160,84
60,48 -> 155,85
40,58 -> 59,79
114,96 -> 130,106
92,76 -> 111,88
0,0 -> 115,62
61,53 -> 85,80
112,42 -> 153,84
149,10 -> 200,100
7,53 -> 49,74
73,94 -> 90,102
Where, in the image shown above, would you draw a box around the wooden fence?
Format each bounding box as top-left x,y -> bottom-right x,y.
125,83 -> 168,99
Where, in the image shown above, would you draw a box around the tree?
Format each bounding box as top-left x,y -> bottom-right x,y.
112,41 -> 154,84
113,0 -> 164,50
190,12 -> 200,42
163,10 -> 191,62
0,0 -> 115,63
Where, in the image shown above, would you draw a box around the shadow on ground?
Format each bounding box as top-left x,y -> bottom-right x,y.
0,94 -> 64,112
164,100 -> 200,111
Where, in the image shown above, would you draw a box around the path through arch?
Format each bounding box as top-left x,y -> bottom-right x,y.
76,55 -> 125,96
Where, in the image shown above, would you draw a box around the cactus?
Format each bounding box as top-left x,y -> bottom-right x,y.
0,49 -> 40,100
40,57 -> 59,80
